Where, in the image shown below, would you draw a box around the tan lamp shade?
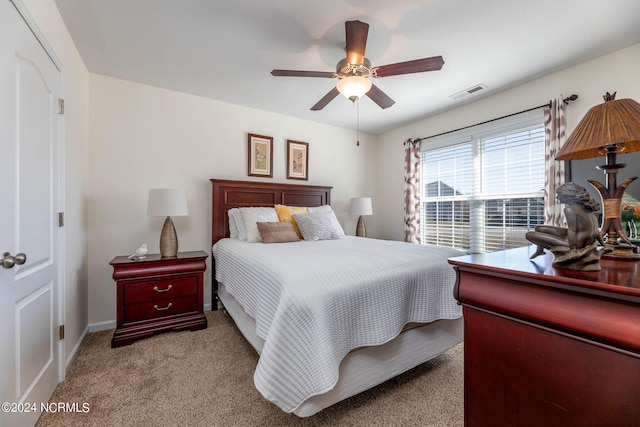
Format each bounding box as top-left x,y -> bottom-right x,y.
556,95 -> 640,160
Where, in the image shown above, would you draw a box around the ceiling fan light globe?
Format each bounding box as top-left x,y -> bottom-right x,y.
336,76 -> 372,100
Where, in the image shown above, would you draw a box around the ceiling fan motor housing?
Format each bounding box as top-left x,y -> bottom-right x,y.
336,58 -> 374,78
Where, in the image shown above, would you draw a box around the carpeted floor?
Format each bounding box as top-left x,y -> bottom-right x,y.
36,310 -> 464,426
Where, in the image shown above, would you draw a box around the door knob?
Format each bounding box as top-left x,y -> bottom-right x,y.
1,252 -> 27,269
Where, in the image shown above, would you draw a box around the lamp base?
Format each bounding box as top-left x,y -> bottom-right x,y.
355,216 -> 367,237
602,242 -> 640,260
160,216 -> 178,258
588,174 -> 639,261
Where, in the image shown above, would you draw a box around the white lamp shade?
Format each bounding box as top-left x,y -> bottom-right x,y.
147,189 -> 189,217
350,197 -> 373,216
336,76 -> 372,100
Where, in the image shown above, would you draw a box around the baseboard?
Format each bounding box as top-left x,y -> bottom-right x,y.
65,323 -> 89,370
89,320 -> 116,332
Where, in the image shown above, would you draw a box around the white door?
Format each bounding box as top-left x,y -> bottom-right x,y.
0,1 -> 62,426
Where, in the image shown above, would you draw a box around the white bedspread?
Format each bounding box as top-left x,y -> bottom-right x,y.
213,236 -> 463,413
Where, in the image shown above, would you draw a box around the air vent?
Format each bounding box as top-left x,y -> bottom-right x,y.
450,84 -> 487,100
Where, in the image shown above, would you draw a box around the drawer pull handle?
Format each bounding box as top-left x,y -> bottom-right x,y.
153,284 -> 173,293
154,303 -> 173,311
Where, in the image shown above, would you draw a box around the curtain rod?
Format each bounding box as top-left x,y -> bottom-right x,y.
409,94 -> 579,144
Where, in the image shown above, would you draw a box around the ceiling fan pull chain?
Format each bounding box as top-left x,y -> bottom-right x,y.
356,98 -> 360,146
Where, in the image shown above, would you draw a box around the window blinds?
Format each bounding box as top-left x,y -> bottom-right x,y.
421,124 -> 545,253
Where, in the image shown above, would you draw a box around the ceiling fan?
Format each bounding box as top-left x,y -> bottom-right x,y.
271,20 -> 444,111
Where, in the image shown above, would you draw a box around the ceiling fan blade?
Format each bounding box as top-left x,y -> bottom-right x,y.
375,56 -> 444,77
345,20 -> 369,65
271,69 -> 335,78
311,87 -> 340,111
366,84 -> 395,109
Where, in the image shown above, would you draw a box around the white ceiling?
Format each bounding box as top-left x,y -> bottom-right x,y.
54,0 -> 640,134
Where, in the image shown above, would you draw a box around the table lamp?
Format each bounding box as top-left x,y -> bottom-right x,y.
556,92 -> 640,259
147,188 -> 189,258
350,197 -> 373,237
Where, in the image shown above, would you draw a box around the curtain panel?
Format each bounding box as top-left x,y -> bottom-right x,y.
404,138 -> 421,243
543,96 -> 567,227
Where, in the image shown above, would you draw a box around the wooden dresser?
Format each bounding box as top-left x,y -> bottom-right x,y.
449,246 -> 640,427
110,250 -> 208,347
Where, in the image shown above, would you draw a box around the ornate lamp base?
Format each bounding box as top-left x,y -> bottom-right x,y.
588,177 -> 640,260
586,143 -> 640,261
602,242 -> 640,259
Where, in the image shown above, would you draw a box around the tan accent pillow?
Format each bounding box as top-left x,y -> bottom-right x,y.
257,221 -> 300,243
275,204 -> 308,237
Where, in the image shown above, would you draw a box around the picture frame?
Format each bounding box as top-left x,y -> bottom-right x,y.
286,140 -> 309,180
248,133 -> 273,178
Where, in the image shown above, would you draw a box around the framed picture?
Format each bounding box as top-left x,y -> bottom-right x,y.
286,140 -> 309,180
248,133 -> 273,177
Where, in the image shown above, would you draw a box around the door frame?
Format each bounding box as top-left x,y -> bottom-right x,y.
10,0 -> 66,382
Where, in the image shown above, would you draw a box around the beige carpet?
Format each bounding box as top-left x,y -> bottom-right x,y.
36,310 -> 464,426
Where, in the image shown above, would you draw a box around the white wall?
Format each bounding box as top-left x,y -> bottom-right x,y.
376,43 -> 640,241
20,0 -> 90,363
88,75 -> 378,324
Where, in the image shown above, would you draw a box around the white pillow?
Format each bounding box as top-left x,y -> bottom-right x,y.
307,205 -> 345,236
228,208 -> 246,240
293,212 -> 340,241
227,208 -> 238,239
240,207 -> 279,243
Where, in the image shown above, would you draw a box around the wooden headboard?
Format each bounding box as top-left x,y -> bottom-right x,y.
210,179 -> 332,246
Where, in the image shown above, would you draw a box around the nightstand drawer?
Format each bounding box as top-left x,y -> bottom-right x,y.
124,276 -> 197,304
124,295 -> 198,323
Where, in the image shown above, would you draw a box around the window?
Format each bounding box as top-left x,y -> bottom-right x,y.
420,120 -> 545,253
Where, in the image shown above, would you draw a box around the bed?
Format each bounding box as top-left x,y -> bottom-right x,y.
210,179 -> 464,417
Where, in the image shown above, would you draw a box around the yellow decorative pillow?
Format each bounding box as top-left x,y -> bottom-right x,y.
275,204 -> 308,237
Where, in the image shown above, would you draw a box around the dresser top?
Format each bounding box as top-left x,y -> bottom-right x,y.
449,245 -> 640,300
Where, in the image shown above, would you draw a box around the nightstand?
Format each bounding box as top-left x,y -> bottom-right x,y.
110,250 -> 208,347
